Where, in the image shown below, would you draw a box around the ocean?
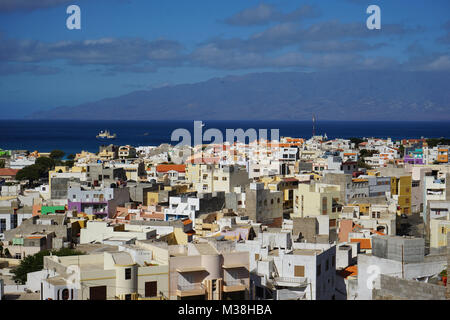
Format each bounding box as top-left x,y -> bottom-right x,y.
0,120 -> 449,156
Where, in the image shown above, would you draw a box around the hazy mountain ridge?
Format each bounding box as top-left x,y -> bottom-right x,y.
29,71 -> 450,121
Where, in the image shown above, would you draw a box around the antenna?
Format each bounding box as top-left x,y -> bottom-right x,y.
312,114 -> 316,137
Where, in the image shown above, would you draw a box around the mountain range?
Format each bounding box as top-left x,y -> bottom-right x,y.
29,71 -> 450,121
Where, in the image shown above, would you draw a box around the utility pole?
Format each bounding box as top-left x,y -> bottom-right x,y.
312,114 -> 316,138
401,244 -> 404,279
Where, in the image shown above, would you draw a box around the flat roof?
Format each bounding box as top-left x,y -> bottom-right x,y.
45,276 -> 67,286
223,263 -> 247,269
292,249 -> 322,256
176,266 -> 206,273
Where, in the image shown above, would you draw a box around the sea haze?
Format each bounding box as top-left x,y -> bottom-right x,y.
0,120 -> 449,156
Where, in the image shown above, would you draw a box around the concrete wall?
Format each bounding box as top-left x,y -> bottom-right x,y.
357,254 -> 447,300
245,184 -> 283,224
292,217 -> 319,242
373,274 -> 446,300
372,236 -> 425,263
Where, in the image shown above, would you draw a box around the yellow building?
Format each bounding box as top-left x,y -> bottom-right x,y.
259,176 -> 299,214
366,170 -> 381,177
349,203 -> 371,215
292,182 -> 341,219
48,166 -> 86,197
430,217 -> 450,249
390,175 -> 412,215
146,184 -> 189,206
437,147 -> 449,163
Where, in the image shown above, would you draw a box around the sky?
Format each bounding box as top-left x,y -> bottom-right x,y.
0,0 -> 449,118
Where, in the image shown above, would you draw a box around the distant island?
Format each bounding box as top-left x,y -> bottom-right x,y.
29,70 -> 450,121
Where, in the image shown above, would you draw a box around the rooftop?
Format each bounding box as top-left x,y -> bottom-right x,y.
292,249 -> 323,256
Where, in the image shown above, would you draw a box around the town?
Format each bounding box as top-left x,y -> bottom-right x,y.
0,134 -> 449,300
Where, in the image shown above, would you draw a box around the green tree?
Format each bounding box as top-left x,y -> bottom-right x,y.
0,159 -> 5,168
398,145 -> 405,158
350,137 -> 366,146
35,156 -> 55,171
15,164 -> 46,186
64,160 -> 75,168
426,138 -> 450,148
359,149 -> 378,158
50,150 -> 65,161
357,158 -> 373,170
11,248 -> 86,284
67,154 -> 76,160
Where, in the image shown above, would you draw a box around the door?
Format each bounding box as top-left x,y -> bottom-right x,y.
89,286 -> 107,300
145,281 -> 157,297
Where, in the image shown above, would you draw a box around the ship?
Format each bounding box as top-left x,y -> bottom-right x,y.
96,129 -> 117,140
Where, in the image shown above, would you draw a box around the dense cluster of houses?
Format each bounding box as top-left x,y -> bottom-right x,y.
0,135 -> 449,300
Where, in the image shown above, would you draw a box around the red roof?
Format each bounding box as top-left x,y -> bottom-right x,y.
351,238 -> 372,249
0,168 -> 19,176
337,265 -> 358,278
182,219 -> 192,225
156,164 -> 186,173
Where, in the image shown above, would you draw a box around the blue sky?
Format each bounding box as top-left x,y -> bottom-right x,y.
0,0 -> 449,118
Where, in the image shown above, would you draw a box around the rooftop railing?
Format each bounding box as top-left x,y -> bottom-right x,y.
177,283 -> 204,291
224,279 -> 246,287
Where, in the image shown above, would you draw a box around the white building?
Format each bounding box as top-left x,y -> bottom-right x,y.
79,221 -> 156,244
40,244 -> 169,300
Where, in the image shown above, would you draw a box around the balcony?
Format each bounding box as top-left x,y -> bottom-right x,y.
177,283 -> 206,297
273,276 -> 308,288
223,279 -> 246,293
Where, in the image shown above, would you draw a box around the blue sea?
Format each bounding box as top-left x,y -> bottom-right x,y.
0,120 -> 449,156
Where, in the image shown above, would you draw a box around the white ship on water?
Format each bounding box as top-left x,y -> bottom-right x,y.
96,129 -> 117,140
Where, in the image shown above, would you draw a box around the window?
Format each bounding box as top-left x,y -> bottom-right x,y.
322,197 -> 328,215
294,265 -> 305,277
145,281 -> 157,297
255,286 -> 264,298
125,268 -> 132,280
125,294 -> 132,300
0,218 -> 6,233
222,177 -> 227,181
271,199 -> 274,205
332,255 -> 335,267
255,253 -> 260,260
317,264 -> 321,276
326,260 -> 329,271
62,288 -> 70,300
15,253 -> 21,259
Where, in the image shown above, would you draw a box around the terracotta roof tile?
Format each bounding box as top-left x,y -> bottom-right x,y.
156,164 -> 186,173
0,168 -> 19,176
